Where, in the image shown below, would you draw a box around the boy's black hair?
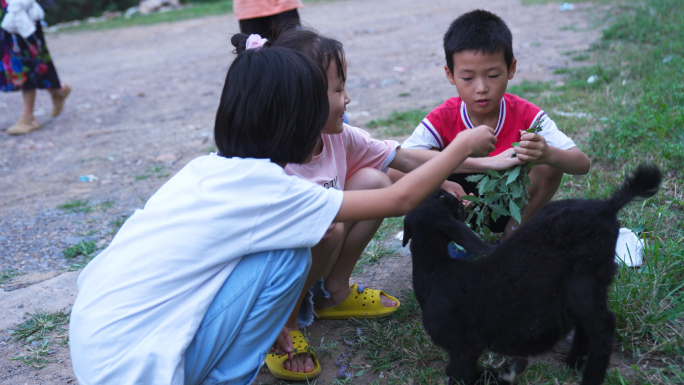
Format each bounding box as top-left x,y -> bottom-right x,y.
214,47 -> 328,164
443,10 -> 514,73
232,27 -> 346,82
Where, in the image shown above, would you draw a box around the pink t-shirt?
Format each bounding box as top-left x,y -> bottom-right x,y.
285,124 -> 399,190
233,0 -> 303,20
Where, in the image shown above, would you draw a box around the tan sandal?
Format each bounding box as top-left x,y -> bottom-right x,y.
51,83 -> 71,117
7,118 -> 40,135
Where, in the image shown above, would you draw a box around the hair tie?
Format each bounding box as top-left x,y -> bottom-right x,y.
246,34 -> 268,50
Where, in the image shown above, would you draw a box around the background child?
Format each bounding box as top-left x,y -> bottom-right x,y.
395,9 -> 590,240
233,0 -> 302,40
69,46 -> 496,384
232,28 -> 475,379
1,0 -> 71,135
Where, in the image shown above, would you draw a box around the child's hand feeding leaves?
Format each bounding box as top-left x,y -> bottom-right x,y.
462,118 -> 544,239
515,131 -> 549,164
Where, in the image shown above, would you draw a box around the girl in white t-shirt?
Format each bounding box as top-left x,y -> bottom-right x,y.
69,44 -> 495,385
232,29 -> 480,379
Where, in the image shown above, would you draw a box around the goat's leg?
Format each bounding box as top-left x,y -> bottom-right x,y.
566,323 -> 589,370
577,310 -> 616,385
446,348 -> 482,385
486,357 -> 529,385
568,281 -> 616,385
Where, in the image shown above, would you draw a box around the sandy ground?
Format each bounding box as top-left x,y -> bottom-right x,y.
0,0 -> 601,383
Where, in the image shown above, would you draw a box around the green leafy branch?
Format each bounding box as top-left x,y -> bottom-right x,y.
460,118 -> 544,237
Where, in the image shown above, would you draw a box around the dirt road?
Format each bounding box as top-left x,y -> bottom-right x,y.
0,0 -> 600,383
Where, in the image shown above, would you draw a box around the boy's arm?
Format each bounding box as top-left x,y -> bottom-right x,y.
335,126 -> 496,222
516,132 -> 590,175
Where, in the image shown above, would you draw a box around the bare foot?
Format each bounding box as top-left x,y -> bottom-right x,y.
283,352 -> 315,373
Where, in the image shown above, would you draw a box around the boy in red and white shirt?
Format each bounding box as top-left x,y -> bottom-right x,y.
396,9 -> 590,239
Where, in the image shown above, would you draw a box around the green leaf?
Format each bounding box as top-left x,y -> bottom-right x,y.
460,195 -> 484,204
486,170 -> 502,178
511,142 -> 520,147
476,208 -> 486,226
489,204 -> 510,216
476,175 -> 490,190
482,178 -> 498,193
509,199 -> 522,223
497,183 -> 510,193
484,193 -> 505,205
466,174 -> 486,183
506,166 -> 522,185
509,183 -> 522,198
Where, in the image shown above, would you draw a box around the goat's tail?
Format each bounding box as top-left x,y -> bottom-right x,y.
606,163 -> 662,215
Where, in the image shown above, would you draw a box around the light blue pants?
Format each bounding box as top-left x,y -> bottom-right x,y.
184,248 -> 311,385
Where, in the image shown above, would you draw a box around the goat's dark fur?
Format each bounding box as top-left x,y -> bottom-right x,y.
402,164 -> 662,385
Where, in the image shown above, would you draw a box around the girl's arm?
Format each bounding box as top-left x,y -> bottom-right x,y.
335,125 -> 496,222
453,148 -> 525,173
386,148 -> 439,173
387,146 -> 523,179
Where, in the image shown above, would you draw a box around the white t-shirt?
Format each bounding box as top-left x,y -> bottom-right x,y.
69,154 -> 343,385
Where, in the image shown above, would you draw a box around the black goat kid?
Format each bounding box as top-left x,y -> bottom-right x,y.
402,164 -> 661,385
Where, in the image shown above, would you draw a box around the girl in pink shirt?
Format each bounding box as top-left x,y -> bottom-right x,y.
232,29 -> 470,380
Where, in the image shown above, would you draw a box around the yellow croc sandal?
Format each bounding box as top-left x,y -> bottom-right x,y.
314,283 -> 400,320
264,330 -> 321,381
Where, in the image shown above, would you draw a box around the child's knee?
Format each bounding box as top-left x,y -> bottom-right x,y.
320,222 -> 344,243
529,165 -> 562,193
345,167 -> 392,190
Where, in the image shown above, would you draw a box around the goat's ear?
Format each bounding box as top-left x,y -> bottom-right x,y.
402,223 -> 412,247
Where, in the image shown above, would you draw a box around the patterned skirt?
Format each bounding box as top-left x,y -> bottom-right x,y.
1,23 -> 62,92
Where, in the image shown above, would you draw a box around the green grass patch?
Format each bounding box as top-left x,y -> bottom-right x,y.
572,53 -> 590,61
137,165 -> 171,181
367,109 -> 429,137
57,199 -> 93,213
57,199 -> 114,213
109,215 -> 130,234
355,240 -> 395,271
62,241 -> 97,259
52,1 -> 233,33
341,290 -> 447,380
9,309 -> 70,369
63,240 -> 100,271
353,217 -> 404,273
0,268 -> 22,285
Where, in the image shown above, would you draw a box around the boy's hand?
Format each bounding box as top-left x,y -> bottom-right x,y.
462,125 -> 496,157
270,327 -> 294,359
515,131 -> 549,164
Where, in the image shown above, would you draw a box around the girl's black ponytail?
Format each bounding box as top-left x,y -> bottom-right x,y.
231,33 -> 249,54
